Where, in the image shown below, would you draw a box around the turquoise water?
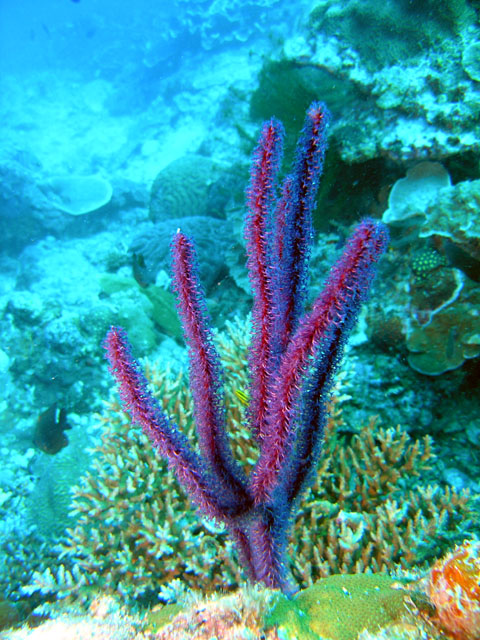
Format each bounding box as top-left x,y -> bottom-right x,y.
0,0 -> 478,630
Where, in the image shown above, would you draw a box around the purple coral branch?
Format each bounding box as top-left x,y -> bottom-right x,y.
252,219 -> 389,506
104,327 -> 239,522
273,102 -> 330,351
244,117 -> 284,442
171,230 -> 250,508
104,101 -> 388,594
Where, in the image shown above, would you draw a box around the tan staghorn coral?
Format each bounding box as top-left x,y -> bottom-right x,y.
290,416 -> 470,586
57,376 -> 244,602
41,315 -> 472,604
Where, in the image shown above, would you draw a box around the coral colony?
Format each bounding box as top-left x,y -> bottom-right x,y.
105,102 -> 388,595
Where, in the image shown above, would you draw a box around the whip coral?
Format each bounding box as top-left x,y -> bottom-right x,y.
105,102 -> 388,592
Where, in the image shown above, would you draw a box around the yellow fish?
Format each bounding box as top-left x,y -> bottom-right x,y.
234,389 -> 250,407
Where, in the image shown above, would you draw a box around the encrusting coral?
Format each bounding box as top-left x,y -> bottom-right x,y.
406,275 -> 480,375
266,573 -> 425,640
25,315 -> 472,606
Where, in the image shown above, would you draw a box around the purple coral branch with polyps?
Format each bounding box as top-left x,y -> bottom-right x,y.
105,102 -> 388,594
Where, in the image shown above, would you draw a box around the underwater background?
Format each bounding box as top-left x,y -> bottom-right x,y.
0,0 -> 479,638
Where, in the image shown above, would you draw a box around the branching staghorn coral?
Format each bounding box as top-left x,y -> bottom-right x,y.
26,316 -> 470,605
27,321 -> 255,604
290,416 -> 471,587
59,364 -> 245,602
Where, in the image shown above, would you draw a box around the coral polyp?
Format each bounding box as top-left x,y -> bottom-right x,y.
427,540 -> 480,640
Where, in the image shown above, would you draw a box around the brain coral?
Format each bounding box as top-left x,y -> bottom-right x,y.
149,155 -> 223,223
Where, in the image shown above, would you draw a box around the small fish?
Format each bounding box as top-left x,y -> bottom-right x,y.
234,389 -> 250,407
33,404 -> 72,455
132,253 -> 156,288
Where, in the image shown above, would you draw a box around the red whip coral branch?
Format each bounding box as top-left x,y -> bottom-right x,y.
105,102 -> 388,594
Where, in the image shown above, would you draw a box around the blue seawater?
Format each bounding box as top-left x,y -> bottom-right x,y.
0,0 -> 478,632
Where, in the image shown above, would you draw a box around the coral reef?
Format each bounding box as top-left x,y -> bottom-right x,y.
245,5 -> 480,381
51,360 -> 245,603
370,161 -> 480,375
289,416 -> 471,585
406,277 -> 480,375
264,1 -> 480,163
383,163 -> 480,264
28,316 -> 471,605
1,1 -> 479,637
8,556 -> 480,640
7,555 -> 480,640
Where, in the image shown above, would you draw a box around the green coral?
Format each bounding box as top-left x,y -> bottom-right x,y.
98,273 -> 182,349
141,286 -> 182,340
268,574 -> 415,640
